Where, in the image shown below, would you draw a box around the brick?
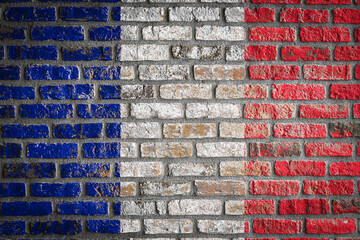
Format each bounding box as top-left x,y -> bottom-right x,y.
305,143 -> 352,157
107,122 -> 161,139
300,27 -> 350,42
253,219 -> 301,234
249,65 -> 300,80
300,104 -> 349,118
0,65 -> 20,80
100,85 -> 155,99
198,220 -> 248,234
115,162 -> 164,177
304,65 -> 351,80
131,103 -> 183,119
144,219 -> 193,234
0,183 -> 25,197
172,46 -> 221,60
9,45 -> 57,60
252,0 -> 301,2
245,45 -> 277,61
0,86 -> 34,100
1,201 -> 52,216
245,103 -> 295,119
84,142 -> 137,158
61,163 -> 110,178
28,143 -> 77,159
54,123 -> 102,139
31,183 -> 80,197
246,200 -> 276,215
250,180 -> 300,196
169,199 -> 222,215
141,142 -> 192,158
0,105 -> 14,118
220,161 -> 271,176
304,180 -> 354,195
186,103 -> 241,118
169,7 -> 220,21
88,220 -> 140,233
90,26 -> 137,41
60,7 -> 108,21
329,122 -> 360,138
330,162 -> 360,176
249,27 -> 296,42
282,46 -> 330,61
197,142 -> 246,158
330,84 -> 360,99
58,201 -> 108,215
63,47 -> 112,61
225,7 -> 245,22
86,182 -> 135,197
250,142 -> 300,157
144,26 -> 192,41
164,123 -> 215,139
78,104 -> 126,118
195,65 -> 245,80
84,66 -> 134,80
32,26 -> 84,41
196,26 -> 245,41
40,84 -> 94,100
161,84 -> 212,99
3,124 -> 48,139
26,65 -> 79,80
113,7 -> 165,21
0,143 -> 21,158
118,44 -> 168,61
195,180 -> 246,196
220,123 -> 270,139
355,104 -> 360,118
139,65 -> 190,80
274,123 -> 327,138
275,161 -> 326,176
3,162 -> 55,178
226,45 -> 245,61
116,200 -> 166,215
334,9 -> 360,23
307,0 -> 350,3
335,46 -> 360,61
355,29 -> 360,42
31,220 -> 82,235
279,199 -> 330,215
245,8 -> 274,22
0,221 -> 25,235
333,199 -> 360,214
306,219 -> 356,234
140,181 -> 191,196
168,163 -> 216,176
272,84 -> 325,100
5,7 -> 56,21
280,8 -> 329,23
216,84 -> 267,99
0,26 -> 25,40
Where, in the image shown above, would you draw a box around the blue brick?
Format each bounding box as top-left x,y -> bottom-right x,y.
9,45 -> 58,60
90,26 -> 121,41
3,124 -> 49,138
61,7 -> 108,22
31,220 -> 82,235
5,7 -> 56,21
83,142 -> 121,158
87,220 -> 121,234
40,0 -> 86,1
0,86 -> 35,100
40,84 -> 94,100
58,201 -> 108,215
61,163 -> 110,178
106,123 -> 121,138
94,0 -> 120,1
3,162 -> 55,178
99,85 -> 122,100
28,143 -> 78,159
0,66 -> 20,80
1,201 -> 52,216
0,221 -> 25,235
20,104 -> 73,119
0,143 -> 22,158
0,46 -> 4,60
54,123 -> 102,139
0,26 -> 25,40
113,7 -> 121,21
114,202 -> 121,215
84,66 -> 122,80
0,183 -> 25,197
32,26 -> 84,41
0,105 -> 15,118
86,182 -> 121,197
31,183 -> 80,197
78,104 -> 122,118
26,65 -> 79,80
62,47 -> 112,61
0,0 -> 30,2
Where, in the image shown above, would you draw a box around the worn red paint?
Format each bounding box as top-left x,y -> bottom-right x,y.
304,65 -> 351,80
299,104 -> 349,119
330,162 -> 360,176
250,180 -> 300,196
275,161 -> 326,176
280,8 -> 329,23
250,142 -> 300,157
282,46 -> 330,61
330,84 -> 360,99
245,8 -> 275,22
249,27 -> 296,42
274,123 -> 327,138
305,143 -> 353,157
334,46 -> 360,61
333,199 -> 360,214
300,27 -> 350,42
272,84 -> 325,100
303,180 -> 354,195
245,123 -> 270,138
306,219 -> 356,234
253,219 -> 302,234
279,199 -> 329,215
245,199 -> 275,215
249,65 -> 300,80
334,9 -> 360,23
245,45 -> 277,61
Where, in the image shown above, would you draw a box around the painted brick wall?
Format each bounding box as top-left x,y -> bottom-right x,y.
0,0 -> 360,239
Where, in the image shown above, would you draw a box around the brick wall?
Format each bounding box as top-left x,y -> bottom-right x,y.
0,0 -> 360,238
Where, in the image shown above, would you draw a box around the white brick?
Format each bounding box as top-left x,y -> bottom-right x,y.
196,142 -> 246,157
120,200 -> 166,215
120,142 -> 138,158
164,123 -> 216,138
225,200 -> 245,215
121,219 -> 141,233
168,162 -> 216,176
144,219 -> 193,234
142,26 -> 192,40
131,103 -> 183,119
119,7 -> 165,21
118,162 -> 164,177
197,220 -> 247,234
168,199 -> 222,215
140,181 -> 191,196
121,122 -> 161,139
196,26 -> 245,41
225,8 -> 245,22
169,7 -> 220,21
186,103 -> 241,119
220,123 -> 245,138
160,84 -> 212,99
226,46 -> 245,61
139,65 -> 190,81
141,142 -> 193,158
120,26 -> 139,40
118,45 -> 169,61
172,46 -> 222,60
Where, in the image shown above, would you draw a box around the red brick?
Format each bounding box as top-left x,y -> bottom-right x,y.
244,103 -> 295,119
245,199 -> 275,215
335,46 -> 360,61
245,45 -> 277,61
284,238 -> 330,240
252,0 -> 301,3
356,66 -> 360,79
333,199 -> 360,214
355,29 -> 360,42
279,199 -> 330,215
275,161 -> 326,176
245,161 -> 271,176
249,65 -> 300,80
306,219 -> 356,234
282,46 -> 330,61
300,27 -> 350,42
250,142 -> 300,157
250,180 -> 300,196
280,8 -> 329,23
249,27 -> 296,42
272,84 -> 326,100
334,9 -> 360,23
306,0 -> 351,4
245,8 -> 275,22
304,65 -> 351,80
330,162 -> 360,176
245,123 -> 270,138
305,143 -> 353,157
253,219 -> 302,234
354,104 -> 360,118
330,84 -> 360,99
329,122 -> 360,138
274,123 -> 327,138
299,104 -> 349,119
303,180 -> 354,195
